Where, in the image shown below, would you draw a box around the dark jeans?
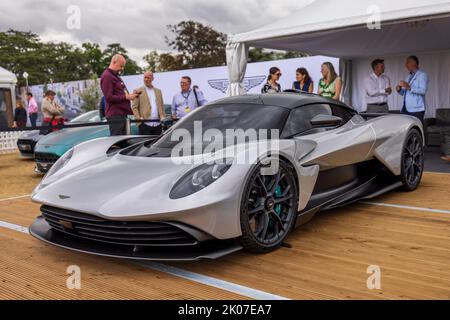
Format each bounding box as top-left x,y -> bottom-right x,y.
401,106 -> 425,123
138,123 -> 162,136
29,113 -> 38,127
107,115 -> 128,136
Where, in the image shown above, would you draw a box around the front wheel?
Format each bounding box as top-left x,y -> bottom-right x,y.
400,128 -> 424,191
239,160 -> 298,253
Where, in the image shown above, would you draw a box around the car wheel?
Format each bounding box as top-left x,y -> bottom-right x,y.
400,128 -> 424,191
239,159 -> 298,253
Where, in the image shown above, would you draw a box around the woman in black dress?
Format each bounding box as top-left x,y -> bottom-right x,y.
261,67 -> 282,94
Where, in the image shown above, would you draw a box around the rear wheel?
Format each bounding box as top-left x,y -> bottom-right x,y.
400,129 -> 424,191
239,160 -> 298,253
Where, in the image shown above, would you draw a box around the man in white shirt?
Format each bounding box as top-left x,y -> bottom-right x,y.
364,59 -> 392,113
132,71 -> 166,136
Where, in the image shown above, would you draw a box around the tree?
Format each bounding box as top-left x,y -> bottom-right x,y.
282,51 -> 309,59
143,20 -> 227,72
0,29 -> 47,86
101,43 -> 142,75
82,42 -> 104,76
143,50 -> 184,72
248,48 -> 308,63
0,29 -> 143,86
142,21 -> 308,72
43,42 -> 91,83
79,78 -> 101,112
0,29 -> 97,86
165,21 -> 227,69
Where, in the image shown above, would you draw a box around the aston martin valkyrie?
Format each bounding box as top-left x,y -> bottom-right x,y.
30,93 -> 425,261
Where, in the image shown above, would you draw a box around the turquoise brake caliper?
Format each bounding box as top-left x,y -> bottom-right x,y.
274,185 -> 282,216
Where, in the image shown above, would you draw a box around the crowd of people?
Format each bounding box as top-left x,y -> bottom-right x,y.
13,90 -> 65,130
13,54 -> 430,134
261,55 -> 429,123
261,61 -> 342,100
100,54 -> 208,136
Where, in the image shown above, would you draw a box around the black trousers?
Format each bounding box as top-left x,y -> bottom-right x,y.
401,106 -> 425,123
138,123 -> 162,136
107,115 -> 127,136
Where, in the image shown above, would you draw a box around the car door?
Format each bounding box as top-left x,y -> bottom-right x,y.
287,103 -> 376,169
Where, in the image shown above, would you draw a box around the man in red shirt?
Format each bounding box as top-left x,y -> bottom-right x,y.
100,54 -> 139,136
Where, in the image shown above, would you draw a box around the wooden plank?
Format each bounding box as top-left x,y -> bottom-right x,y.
0,228 -> 245,300
0,154 -> 449,300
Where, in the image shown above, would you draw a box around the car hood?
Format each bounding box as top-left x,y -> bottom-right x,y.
36,125 -> 109,147
18,130 -> 42,142
32,154 -> 197,216
32,151 -> 247,220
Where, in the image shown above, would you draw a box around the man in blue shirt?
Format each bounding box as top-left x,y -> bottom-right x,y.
171,76 -> 207,120
396,55 -> 429,122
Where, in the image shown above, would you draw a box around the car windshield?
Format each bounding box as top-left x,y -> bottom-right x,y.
70,111 -> 102,123
123,103 -> 289,157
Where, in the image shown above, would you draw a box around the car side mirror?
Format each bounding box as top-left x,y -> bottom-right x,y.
310,114 -> 343,128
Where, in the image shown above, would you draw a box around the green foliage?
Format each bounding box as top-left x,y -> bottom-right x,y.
143,50 -> 184,72
101,43 -> 142,75
0,29 -> 142,87
142,21 -> 308,72
248,48 -> 308,63
79,78 -> 101,112
144,20 -> 227,72
81,42 -> 103,76
165,20 -> 227,69
0,25 -> 308,88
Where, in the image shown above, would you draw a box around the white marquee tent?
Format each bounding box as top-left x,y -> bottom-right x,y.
226,0 -> 450,117
0,66 -> 17,127
0,66 -> 17,90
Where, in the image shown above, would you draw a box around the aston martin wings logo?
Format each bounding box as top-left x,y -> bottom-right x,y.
208,76 -> 266,94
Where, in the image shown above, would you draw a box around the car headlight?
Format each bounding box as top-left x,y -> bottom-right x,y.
170,160 -> 232,199
45,148 -> 74,179
33,148 -> 74,195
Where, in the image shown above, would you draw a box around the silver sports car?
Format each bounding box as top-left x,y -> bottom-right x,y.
30,93 -> 425,261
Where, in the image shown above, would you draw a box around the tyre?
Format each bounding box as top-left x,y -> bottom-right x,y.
400,128 -> 424,191
239,159 -> 298,253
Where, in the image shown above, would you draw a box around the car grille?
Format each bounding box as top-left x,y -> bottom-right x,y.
17,139 -> 36,155
41,205 -> 198,247
34,152 -> 59,172
35,152 -> 59,163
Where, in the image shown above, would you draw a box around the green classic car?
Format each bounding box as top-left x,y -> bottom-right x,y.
34,111 -> 139,173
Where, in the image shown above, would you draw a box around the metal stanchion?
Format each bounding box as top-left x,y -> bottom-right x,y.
126,117 -> 131,135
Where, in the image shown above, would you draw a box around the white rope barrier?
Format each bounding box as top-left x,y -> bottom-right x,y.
0,131 -> 23,154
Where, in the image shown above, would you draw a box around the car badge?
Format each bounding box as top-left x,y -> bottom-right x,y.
59,220 -> 73,230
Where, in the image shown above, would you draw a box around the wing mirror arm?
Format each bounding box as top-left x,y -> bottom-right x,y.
310,114 -> 343,128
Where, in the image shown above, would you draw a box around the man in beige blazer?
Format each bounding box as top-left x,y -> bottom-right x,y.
42,90 -> 65,120
131,71 -> 166,135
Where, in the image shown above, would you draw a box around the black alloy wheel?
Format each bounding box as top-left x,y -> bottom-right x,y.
239,159 -> 298,253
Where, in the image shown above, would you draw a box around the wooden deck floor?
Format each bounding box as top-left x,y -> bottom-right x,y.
0,153 -> 449,300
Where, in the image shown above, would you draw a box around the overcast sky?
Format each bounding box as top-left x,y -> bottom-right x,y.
0,0 -> 313,65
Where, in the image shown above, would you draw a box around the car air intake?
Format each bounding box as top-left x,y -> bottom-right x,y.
34,152 -> 59,164
40,205 -> 198,247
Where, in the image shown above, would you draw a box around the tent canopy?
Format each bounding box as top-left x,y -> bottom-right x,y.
229,0 -> 450,58
226,0 -> 450,99
0,66 -> 17,86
